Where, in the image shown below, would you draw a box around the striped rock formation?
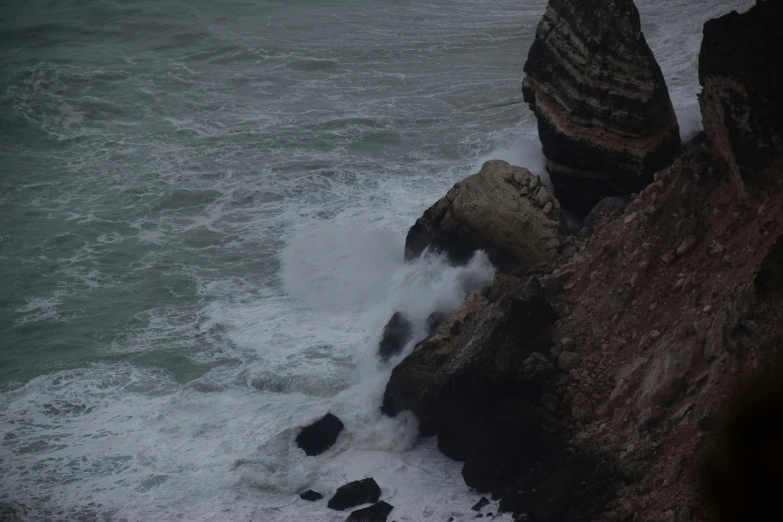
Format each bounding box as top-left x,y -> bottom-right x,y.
522,0 -> 681,215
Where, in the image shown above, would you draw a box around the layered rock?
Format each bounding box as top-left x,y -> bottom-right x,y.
404,160 -> 564,272
699,0 -> 783,193
522,0 -> 681,215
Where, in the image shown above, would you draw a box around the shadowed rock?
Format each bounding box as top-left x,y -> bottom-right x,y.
328,478 -> 382,511
296,413 -> 344,456
523,0 -> 681,215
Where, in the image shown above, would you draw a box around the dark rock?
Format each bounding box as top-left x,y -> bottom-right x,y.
404,160 -> 563,271
471,497 -> 490,511
296,413 -> 344,456
523,0 -> 680,215
699,0 -> 783,193
345,501 -> 393,522
328,478 -> 382,511
378,312 -> 413,360
299,489 -> 323,501
462,398 -> 543,493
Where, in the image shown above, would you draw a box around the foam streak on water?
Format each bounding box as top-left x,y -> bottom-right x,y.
0,0 -> 754,520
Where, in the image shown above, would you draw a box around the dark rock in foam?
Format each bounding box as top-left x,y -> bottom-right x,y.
378,312 -> 413,360
345,501 -> 394,522
523,0 -> 681,215
299,489 -> 323,501
327,478 -> 382,511
295,413 -> 344,456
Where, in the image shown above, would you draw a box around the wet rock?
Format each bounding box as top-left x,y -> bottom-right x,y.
471,497 -> 490,511
299,489 -> 323,501
296,413 -> 344,456
404,160 -> 564,271
378,312 -> 413,360
328,478 -> 382,511
523,0 -> 680,215
345,501 -> 393,522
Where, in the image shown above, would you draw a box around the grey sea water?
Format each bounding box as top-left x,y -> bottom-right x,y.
0,0 -> 754,520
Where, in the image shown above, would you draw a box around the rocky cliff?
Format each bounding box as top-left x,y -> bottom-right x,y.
522,0 -> 681,215
386,1 -> 783,521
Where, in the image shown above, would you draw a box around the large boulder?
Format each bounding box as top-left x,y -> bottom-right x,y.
699,0 -> 783,193
296,413 -> 344,456
382,272 -> 558,492
327,478 -> 382,511
404,160 -> 564,272
523,0 -> 681,215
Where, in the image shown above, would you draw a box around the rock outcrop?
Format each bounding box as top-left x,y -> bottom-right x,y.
295,413 -> 344,456
404,160 -> 563,272
698,0 -> 783,194
522,0 -> 681,215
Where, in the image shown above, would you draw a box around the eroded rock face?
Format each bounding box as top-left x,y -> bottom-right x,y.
523,0 -> 681,215
699,0 -> 783,192
404,160 -> 564,272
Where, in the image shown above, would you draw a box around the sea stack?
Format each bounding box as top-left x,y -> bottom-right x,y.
522,0 -> 681,215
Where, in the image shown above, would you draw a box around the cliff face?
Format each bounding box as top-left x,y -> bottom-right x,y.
385,1 -> 783,521
522,0 -> 681,215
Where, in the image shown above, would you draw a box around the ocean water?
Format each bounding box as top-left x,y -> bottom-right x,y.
0,0 -> 754,520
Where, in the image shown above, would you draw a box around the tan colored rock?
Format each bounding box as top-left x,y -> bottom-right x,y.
404,160 -> 564,272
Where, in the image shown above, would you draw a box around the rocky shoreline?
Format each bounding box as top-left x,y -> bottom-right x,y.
381,1 -> 782,521
293,1 -> 782,521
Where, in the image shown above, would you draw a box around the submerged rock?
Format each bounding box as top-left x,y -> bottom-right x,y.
296,413 -> 344,456
404,160 -> 564,272
299,489 -> 323,501
523,0 -> 680,215
378,312 -> 413,360
345,501 -> 394,522
328,478 -> 382,511
699,0 -> 783,193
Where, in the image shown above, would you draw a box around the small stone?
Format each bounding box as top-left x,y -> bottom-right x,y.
543,201 -> 553,214
560,337 -> 576,351
623,212 -> 638,225
541,393 -> 559,412
346,501 -> 394,522
549,344 -> 563,361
